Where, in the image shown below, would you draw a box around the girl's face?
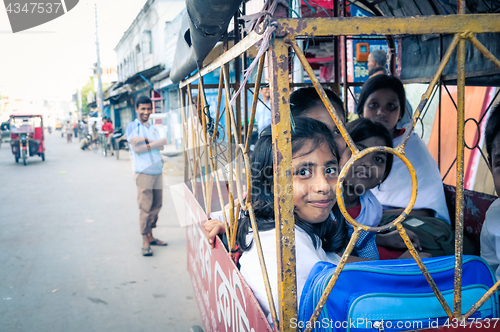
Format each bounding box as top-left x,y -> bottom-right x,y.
292,141 -> 338,223
340,136 -> 388,193
490,132 -> 500,196
362,89 -> 401,133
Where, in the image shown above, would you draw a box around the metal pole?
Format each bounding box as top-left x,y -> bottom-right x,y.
454,0 -> 467,320
234,10 -> 242,141
78,87 -> 83,122
269,38 -> 296,332
95,3 -> 104,118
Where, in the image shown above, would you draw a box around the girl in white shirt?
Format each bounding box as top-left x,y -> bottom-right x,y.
356,74 -> 451,223
208,118 -> 349,325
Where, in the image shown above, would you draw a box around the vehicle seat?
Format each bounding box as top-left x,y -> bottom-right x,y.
34,127 -> 43,141
444,184 -> 497,254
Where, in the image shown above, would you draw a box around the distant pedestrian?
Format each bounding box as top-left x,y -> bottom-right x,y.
66,121 -> 73,143
81,120 -> 87,137
368,49 -> 388,78
102,117 -> 114,155
91,121 -> 98,147
73,122 -> 78,138
127,95 -> 167,256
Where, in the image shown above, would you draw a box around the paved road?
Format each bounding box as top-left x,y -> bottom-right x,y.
0,132 -> 202,331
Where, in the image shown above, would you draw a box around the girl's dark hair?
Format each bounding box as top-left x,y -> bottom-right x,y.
346,118 -> 394,181
356,75 -> 406,119
290,87 -> 345,120
486,103 -> 500,161
236,117 -> 348,253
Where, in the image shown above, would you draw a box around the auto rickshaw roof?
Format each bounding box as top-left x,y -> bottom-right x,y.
10,114 -> 43,118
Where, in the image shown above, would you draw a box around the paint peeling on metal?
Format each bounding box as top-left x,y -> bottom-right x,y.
465,191 -> 481,217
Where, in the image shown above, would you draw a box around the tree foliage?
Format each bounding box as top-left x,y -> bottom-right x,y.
79,77 -> 95,115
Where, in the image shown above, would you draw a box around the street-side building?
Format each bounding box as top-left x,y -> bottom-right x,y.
109,0 -> 185,131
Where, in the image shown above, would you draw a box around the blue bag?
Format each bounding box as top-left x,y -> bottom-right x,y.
298,256 -> 498,332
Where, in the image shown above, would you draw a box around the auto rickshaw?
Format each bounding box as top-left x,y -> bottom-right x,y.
10,114 -> 45,165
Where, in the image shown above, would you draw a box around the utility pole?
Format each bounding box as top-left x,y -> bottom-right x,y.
95,3 -> 104,118
77,86 -> 83,121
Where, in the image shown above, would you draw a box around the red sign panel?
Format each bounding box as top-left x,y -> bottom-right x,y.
185,184 -> 273,332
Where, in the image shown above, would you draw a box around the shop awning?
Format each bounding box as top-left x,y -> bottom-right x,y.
124,65 -> 164,85
105,84 -> 132,100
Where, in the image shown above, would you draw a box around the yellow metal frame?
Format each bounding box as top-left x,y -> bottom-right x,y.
180,6 -> 500,332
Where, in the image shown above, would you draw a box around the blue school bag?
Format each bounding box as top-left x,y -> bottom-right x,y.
299,256 -> 498,332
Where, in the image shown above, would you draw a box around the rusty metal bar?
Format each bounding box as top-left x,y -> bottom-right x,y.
244,56 -> 265,154
466,33 -> 500,71
304,229 -> 361,332
195,80 -> 209,211
454,24 -> 467,319
234,10 -> 242,143
247,198 -> 280,330
269,38 -> 296,331
234,144 -> 252,210
213,71 -> 224,141
222,65 -> 242,146
289,38 -> 358,155
222,64 -> 236,258
338,146 -> 417,232
336,144 -> 454,319
186,85 -> 198,197
463,279 -> 500,320
206,137 -> 231,253
274,14 -> 500,37
398,34 -> 459,150
199,78 -> 213,215
179,30 -> 265,88
395,222 -> 454,318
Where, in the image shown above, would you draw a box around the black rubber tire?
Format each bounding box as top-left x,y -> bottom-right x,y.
41,152 -> 45,161
22,150 -> 27,166
189,326 -> 204,332
15,156 -> 19,163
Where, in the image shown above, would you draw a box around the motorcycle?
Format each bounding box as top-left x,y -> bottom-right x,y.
47,126 -> 52,134
112,128 -> 129,160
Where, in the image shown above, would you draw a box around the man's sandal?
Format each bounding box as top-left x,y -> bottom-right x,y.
142,247 -> 153,256
150,239 -> 168,246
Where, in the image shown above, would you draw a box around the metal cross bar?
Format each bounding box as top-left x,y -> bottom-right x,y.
274,14 -> 500,37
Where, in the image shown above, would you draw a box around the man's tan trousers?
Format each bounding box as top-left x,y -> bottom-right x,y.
136,173 -> 163,235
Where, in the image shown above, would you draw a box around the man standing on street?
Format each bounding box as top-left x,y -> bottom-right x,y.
127,96 -> 168,256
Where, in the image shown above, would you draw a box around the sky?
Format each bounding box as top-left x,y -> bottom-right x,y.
0,0 -> 148,101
